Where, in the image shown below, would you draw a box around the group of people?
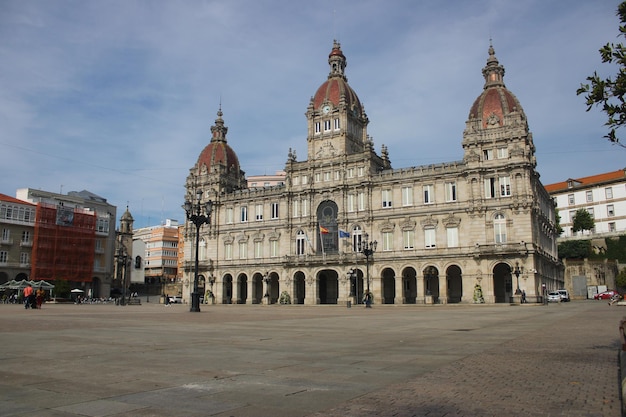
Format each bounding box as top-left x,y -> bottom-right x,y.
23,283 -> 46,309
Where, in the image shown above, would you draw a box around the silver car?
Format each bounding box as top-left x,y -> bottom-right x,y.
547,292 -> 561,302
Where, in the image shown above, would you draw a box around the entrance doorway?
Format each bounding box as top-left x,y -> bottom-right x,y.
318,270 -> 338,304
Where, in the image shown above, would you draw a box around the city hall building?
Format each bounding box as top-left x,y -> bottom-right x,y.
181,42 -> 562,306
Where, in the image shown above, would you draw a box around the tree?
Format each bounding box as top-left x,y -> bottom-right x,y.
576,1 -> 626,148
616,268 -> 626,292
572,208 -> 595,233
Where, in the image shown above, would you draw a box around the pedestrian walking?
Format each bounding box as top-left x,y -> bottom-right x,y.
23,284 -> 35,309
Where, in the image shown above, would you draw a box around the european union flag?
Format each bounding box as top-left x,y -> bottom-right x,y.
339,230 -> 350,238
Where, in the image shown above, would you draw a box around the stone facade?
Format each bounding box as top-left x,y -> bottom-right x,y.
182,42 -> 563,306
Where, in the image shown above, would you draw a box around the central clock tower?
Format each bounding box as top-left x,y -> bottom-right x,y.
305,41 -> 370,161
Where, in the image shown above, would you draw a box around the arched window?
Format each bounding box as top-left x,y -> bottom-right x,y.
494,213 -> 507,244
199,238 -> 207,260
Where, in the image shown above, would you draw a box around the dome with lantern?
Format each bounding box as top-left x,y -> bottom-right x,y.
311,41 -> 365,117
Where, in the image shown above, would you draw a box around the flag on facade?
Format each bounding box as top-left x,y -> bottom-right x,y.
339,230 -> 350,238
319,225 -> 329,234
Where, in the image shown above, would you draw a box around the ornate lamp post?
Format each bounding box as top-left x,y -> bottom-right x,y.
347,268 -> 357,306
115,244 -> 129,306
183,189 -> 213,313
513,262 -> 521,295
360,232 -> 377,307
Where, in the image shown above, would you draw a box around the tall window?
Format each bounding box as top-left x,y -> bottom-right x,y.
1,229 -> 9,241
254,241 -> 263,258
296,230 -> 306,255
239,242 -> 247,259
403,230 -> 414,249
497,147 -> 508,159
302,199 -> 309,216
240,206 -> 248,223
225,207 -> 234,224
483,149 -> 493,160
270,240 -> 279,257
358,192 -> 366,211
606,187 -> 614,199
586,190 -> 593,202
494,214 -> 507,244
0,251 -> 7,263
334,118 -> 340,130
382,231 -> 393,251
255,204 -> 263,221
447,227 -> 459,248
587,208 -> 594,218
568,194 -> 575,205
445,182 -> 457,202
424,228 -> 436,248
224,243 -> 233,260
293,200 -> 300,218
402,186 -> 413,206
608,204 -> 615,217
20,252 -> 29,265
347,194 -> 356,212
423,185 -> 434,204
314,122 -> 321,134
324,120 -> 331,131
382,189 -> 392,208
21,230 -> 30,243
485,178 -> 496,198
352,227 -> 363,252
271,202 -> 279,219
499,176 -> 511,197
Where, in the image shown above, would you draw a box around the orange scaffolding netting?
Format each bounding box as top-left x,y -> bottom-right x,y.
31,203 -> 96,283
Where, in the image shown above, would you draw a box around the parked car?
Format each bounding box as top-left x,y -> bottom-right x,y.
557,289 -> 570,302
594,290 -> 619,300
547,292 -> 562,302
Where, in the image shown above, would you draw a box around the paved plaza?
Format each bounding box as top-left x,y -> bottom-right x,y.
0,300 -> 623,417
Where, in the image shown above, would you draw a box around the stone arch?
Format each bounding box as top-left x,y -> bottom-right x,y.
381,267 -> 396,304
445,265 -> 463,303
222,274 -> 233,304
293,271 -> 306,304
236,274 -> 247,304
317,269 -> 339,304
401,266 -> 417,304
493,262 -> 513,303
423,265 -> 440,303
251,272 -> 264,304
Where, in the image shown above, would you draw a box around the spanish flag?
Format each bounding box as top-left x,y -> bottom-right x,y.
319,226 -> 329,234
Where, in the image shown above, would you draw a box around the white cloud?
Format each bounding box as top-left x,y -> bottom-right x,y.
0,0 -> 624,227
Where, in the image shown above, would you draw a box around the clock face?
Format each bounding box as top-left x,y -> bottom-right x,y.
322,105 -> 330,114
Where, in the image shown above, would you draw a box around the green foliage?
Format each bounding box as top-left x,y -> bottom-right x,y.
555,209 -> 564,236
616,268 -> 626,290
606,235 -> 626,262
558,240 -> 592,259
576,1 -> 626,147
572,209 -> 595,232
54,278 -> 70,298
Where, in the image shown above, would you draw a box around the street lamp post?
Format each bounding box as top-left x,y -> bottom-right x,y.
360,232 -> 377,308
115,245 -> 129,306
514,262 -> 521,295
347,268 -> 357,306
183,189 -> 213,313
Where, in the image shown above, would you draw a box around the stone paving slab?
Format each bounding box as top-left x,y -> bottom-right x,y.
0,301 -> 622,416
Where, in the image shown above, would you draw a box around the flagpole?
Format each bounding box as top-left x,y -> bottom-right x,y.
318,224 -> 325,256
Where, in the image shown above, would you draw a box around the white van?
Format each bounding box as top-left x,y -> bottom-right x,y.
557,289 -> 570,302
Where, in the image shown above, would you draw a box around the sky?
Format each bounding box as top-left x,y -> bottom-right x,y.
1,0 -> 625,228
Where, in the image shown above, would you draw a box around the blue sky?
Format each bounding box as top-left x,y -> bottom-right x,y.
1,0 -> 624,228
